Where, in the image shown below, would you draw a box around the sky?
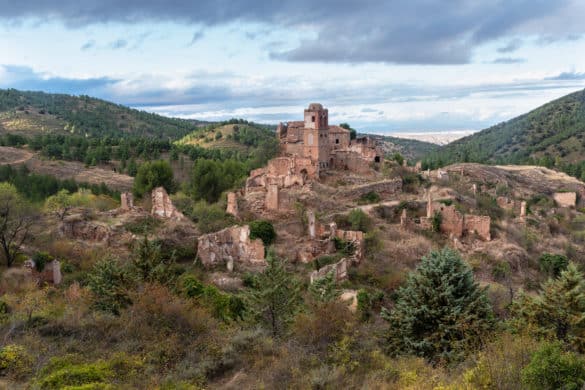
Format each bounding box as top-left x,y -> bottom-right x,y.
1,0 -> 585,134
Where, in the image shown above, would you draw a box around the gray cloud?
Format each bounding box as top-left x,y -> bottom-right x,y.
188,30 -> 204,46
490,57 -> 526,64
546,71 -> 585,80
80,39 -> 95,51
497,38 -> 523,53
109,39 -> 127,49
0,65 -> 119,95
0,1 -> 582,64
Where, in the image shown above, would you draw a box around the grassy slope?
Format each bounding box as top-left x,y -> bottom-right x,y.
425,88 -> 585,166
371,134 -> 438,161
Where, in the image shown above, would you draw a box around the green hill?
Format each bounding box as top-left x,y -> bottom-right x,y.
371,134 -> 438,161
0,89 -> 196,139
424,88 -> 585,179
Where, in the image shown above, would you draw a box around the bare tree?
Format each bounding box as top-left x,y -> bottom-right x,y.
0,183 -> 35,267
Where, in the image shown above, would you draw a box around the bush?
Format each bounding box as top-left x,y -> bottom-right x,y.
431,211 -> 442,233
133,160 -> 174,198
32,251 -> 54,272
0,344 -> 33,379
347,209 -> 373,232
249,220 -> 276,246
539,253 -> 569,277
86,259 -> 134,315
358,191 -> 381,204
521,342 -> 585,390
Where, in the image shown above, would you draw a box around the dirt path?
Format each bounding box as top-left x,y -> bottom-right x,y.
0,146 -> 34,165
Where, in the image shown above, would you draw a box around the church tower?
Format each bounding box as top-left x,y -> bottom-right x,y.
303,103 -> 330,167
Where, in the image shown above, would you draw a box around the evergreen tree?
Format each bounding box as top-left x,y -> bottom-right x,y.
87,258 -> 134,315
133,160 -> 174,198
382,247 -> 495,362
309,270 -> 340,303
245,252 -> 302,337
511,263 -> 585,352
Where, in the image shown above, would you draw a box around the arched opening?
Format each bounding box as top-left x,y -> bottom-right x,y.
374,156 -> 381,163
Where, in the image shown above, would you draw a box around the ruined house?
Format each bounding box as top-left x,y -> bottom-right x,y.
197,225 -> 266,271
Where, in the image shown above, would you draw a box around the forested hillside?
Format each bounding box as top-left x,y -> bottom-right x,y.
0,89 -> 196,139
424,88 -> 585,179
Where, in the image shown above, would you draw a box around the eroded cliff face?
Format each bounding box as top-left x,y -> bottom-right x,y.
197,225 -> 266,271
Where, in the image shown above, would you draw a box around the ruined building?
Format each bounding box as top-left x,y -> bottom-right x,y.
277,103 -> 381,174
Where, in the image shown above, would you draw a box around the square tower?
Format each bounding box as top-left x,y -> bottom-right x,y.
304,103 -> 328,130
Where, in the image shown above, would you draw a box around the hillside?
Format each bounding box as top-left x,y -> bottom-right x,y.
176,120 -> 277,154
0,89 -> 196,139
424,88 -> 585,176
372,134 -> 438,161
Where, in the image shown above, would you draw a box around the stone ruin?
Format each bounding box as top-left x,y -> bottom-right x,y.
304,212 -> 366,284
401,192 -> 492,241
197,225 -> 266,271
151,187 -> 185,220
226,192 -> 239,218
60,213 -> 111,243
23,258 -> 62,286
244,155 -> 316,213
120,192 -> 134,210
553,192 -> 577,208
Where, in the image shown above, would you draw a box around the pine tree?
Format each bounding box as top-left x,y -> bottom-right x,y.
309,270 -> 340,303
511,263 -> 585,352
245,252 -> 302,337
382,247 -> 495,362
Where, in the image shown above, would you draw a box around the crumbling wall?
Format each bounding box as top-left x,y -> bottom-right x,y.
496,196 -> 515,210
121,192 -> 134,210
336,229 -> 365,262
265,184 -> 280,211
553,192 -> 577,208
60,214 -> 110,242
151,187 -> 185,220
226,192 -> 239,217
463,215 -> 491,241
310,258 -> 349,283
436,205 -> 464,238
197,225 -> 266,270
344,178 -> 402,198
23,259 -> 62,285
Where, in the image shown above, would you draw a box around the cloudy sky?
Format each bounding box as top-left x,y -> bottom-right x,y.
1,1 -> 585,133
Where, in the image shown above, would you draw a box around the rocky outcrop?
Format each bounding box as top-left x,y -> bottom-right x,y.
197,225 -> 266,270
151,187 -> 185,220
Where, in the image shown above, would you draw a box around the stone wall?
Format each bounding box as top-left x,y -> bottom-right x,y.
197,225 -> 266,270
24,259 -> 62,285
151,187 -> 185,220
310,258 -> 349,283
336,229 -> 365,262
60,214 -> 110,242
121,192 -> 134,210
344,178 -> 402,199
553,192 -> 577,208
463,215 -> 491,241
437,204 -> 464,238
226,192 -> 239,217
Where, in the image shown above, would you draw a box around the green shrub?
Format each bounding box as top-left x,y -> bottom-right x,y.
249,220 -> 276,246
521,342 -> 585,390
347,209 -> 373,232
32,251 -> 54,272
357,289 -> 371,321
133,160 -> 175,198
358,191 -> 381,204
333,237 -> 355,256
123,215 -> 161,235
431,211 -> 442,233
492,261 -> 511,281
86,259 -> 134,315
178,274 -> 205,298
539,253 -> 569,277
0,344 -> 33,379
